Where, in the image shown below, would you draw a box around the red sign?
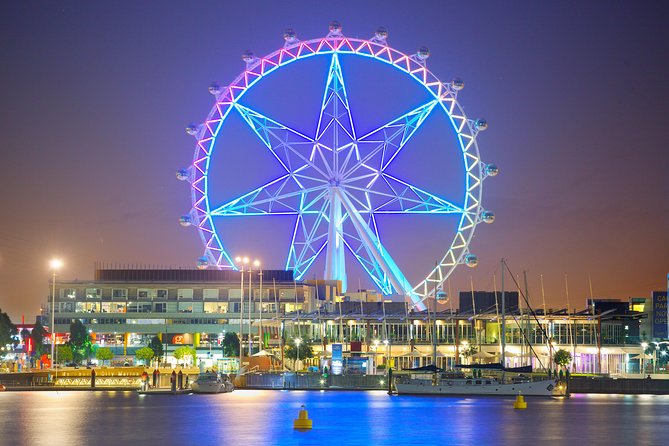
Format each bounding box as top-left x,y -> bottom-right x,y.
172,335 -> 184,345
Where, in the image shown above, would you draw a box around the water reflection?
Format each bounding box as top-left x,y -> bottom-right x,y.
2,391 -> 669,445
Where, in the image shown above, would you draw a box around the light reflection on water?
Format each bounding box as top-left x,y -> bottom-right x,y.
2,391 -> 669,445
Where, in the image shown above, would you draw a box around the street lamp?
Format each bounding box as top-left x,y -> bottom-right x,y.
235,256 -> 249,371
248,260 -> 260,355
641,342 -> 648,375
295,337 -> 302,371
256,260 -> 263,352
49,259 -> 63,370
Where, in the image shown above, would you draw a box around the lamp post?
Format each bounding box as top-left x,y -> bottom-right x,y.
641,342 -> 648,375
248,260 -> 259,355
258,263 -> 263,351
49,259 -> 62,370
235,256 -> 249,372
295,337 -> 302,371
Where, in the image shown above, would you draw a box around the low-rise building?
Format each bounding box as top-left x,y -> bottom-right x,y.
40,267 -> 661,375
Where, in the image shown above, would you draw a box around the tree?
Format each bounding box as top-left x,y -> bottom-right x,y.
0,309 -> 18,348
284,338 -> 314,362
148,336 -> 164,361
57,345 -> 73,363
553,349 -> 572,369
68,319 -> 92,363
96,347 -> 114,365
222,332 -> 239,357
462,345 -> 477,359
30,321 -> 47,356
135,347 -> 154,365
173,346 -> 196,366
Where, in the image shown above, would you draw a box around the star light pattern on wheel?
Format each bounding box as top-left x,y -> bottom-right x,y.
178,25 -> 498,309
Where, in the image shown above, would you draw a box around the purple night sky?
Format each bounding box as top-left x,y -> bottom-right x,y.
1,1 -> 668,321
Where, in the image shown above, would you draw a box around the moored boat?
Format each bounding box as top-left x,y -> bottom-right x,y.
394,371 -> 566,396
191,372 -> 234,394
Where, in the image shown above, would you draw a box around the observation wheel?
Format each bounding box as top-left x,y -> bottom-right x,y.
177,23 -> 499,309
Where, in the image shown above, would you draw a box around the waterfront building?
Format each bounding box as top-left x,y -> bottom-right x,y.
40,266 -> 661,374
43,267 -> 315,369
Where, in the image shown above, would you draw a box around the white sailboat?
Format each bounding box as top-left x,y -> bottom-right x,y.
394,259 -> 567,397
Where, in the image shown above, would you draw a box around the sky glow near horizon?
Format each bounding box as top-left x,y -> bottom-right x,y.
0,1 -> 668,320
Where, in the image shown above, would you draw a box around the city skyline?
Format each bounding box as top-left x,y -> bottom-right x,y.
1,1 -> 668,320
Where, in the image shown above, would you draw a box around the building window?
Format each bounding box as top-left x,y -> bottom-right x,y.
154,303 -> 167,313
85,288 -> 101,299
203,289 -> 219,300
284,303 -> 303,312
261,302 -> 277,313
112,289 -> 128,299
228,289 -> 242,299
279,289 -> 296,300
76,302 -> 101,313
101,302 -> 126,313
127,302 -> 152,313
204,302 -> 228,314
178,289 -> 193,300
61,288 -> 76,299
178,302 -> 193,313
59,302 -> 75,312
137,289 -> 168,300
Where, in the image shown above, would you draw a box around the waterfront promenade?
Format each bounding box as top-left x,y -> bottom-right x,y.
0,366 -> 199,391
5,368 -> 669,395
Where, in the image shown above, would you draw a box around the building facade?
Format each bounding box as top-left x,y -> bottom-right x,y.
41,267 -> 659,375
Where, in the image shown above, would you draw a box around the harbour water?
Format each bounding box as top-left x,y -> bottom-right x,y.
2,390 -> 669,445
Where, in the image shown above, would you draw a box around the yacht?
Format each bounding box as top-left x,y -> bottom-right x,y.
394,259 -> 567,398
394,370 -> 566,396
191,372 -> 235,394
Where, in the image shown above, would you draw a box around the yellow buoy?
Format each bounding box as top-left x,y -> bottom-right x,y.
293,404 -> 313,430
513,393 -> 527,410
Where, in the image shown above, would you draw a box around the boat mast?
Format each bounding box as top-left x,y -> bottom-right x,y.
493,273 -> 502,366
432,262 -> 438,368
517,273 -> 524,363
501,258 -> 506,368
523,271 -> 531,368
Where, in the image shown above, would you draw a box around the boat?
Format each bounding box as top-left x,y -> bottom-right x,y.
190,372 -> 235,394
394,369 -> 566,396
393,258 -> 567,398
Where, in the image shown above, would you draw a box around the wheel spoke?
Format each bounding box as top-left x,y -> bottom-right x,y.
336,188 -> 416,298
315,54 -> 357,178
235,104 -> 331,180
286,198 -> 331,279
210,175 -> 327,216
344,173 -> 464,214
341,213 -> 392,294
341,100 -> 437,182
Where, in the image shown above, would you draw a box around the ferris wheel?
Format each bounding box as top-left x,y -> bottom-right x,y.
177,23 -> 498,309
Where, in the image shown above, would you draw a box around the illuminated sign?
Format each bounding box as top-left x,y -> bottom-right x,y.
170,333 -> 193,345
652,291 -> 668,339
332,343 -> 343,375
